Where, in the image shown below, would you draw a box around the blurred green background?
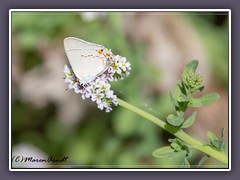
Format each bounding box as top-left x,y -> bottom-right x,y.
11,11 -> 229,168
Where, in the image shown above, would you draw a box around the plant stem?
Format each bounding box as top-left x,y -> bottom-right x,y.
117,98 -> 228,165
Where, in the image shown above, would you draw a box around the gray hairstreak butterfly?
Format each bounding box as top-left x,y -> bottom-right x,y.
64,37 -> 114,84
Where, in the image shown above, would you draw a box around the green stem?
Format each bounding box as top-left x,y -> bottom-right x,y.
117,98 -> 228,165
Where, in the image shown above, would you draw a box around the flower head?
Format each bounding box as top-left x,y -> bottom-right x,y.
63,54 -> 131,112
186,72 -> 203,89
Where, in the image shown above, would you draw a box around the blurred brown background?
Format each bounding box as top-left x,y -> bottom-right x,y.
11,11 -> 229,168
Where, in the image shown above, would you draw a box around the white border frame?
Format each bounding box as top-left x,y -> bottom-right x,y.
9,9 -> 231,171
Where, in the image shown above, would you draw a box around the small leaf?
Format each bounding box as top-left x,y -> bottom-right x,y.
180,158 -> 190,168
220,141 -> 226,152
170,142 -> 182,151
182,60 -> 199,81
181,111 -> 197,129
178,94 -> 189,102
169,150 -> 186,159
169,139 -> 183,151
177,81 -> 188,96
207,131 -> 218,142
212,139 -> 220,149
189,93 -> 220,107
198,155 -> 209,167
170,81 -> 190,111
167,114 -> 184,126
221,128 -> 225,140
182,144 -> 192,157
152,146 -> 174,158
219,139 -> 223,149
169,91 -> 178,107
183,60 -> 199,75
168,138 -> 176,143
169,138 -> 183,146
190,86 -> 205,93
175,81 -> 183,97
171,81 -> 186,102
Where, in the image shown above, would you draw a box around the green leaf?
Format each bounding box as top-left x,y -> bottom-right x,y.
189,93 -> 220,107
175,81 -> 183,96
190,86 -> 205,93
170,82 -> 182,105
181,111 -> 197,129
198,155 -> 209,167
177,81 -> 188,95
169,138 -> 192,157
182,60 -> 199,80
169,150 -> 187,159
167,114 -> 184,126
169,91 -> 178,107
219,139 -> 224,149
170,81 -> 190,112
212,139 -> 220,149
221,128 -> 225,140
169,138 -> 183,146
152,146 -> 174,158
170,142 -> 182,151
171,81 -> 186,101
180,158 -> 190,168
178,94 -> 189,102
207,131 -> 218,142
182,144 -> 191,157
220,141 -> 225,152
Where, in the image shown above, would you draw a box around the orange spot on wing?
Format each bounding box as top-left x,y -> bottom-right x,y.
98,49 -> 104,54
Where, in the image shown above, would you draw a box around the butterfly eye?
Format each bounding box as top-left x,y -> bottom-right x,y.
98,49 -> 104,54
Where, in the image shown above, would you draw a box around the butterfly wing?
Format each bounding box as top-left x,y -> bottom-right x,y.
64,37 -> 108,82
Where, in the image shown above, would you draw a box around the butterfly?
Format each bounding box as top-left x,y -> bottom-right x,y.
64,37 -> 114,84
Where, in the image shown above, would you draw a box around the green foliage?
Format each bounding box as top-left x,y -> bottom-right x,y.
198,128 -> 226,167
153,138 -> 192,168
207,128 -> 225,152
181,111 -> 197,129
153,60 -> 226,168
152,146 -> 175,158
167,60 -> 220,128
189,93 -> 220,107
166,114 -> 184,126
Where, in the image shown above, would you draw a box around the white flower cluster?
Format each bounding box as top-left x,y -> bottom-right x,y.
63,55 -> 131,112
